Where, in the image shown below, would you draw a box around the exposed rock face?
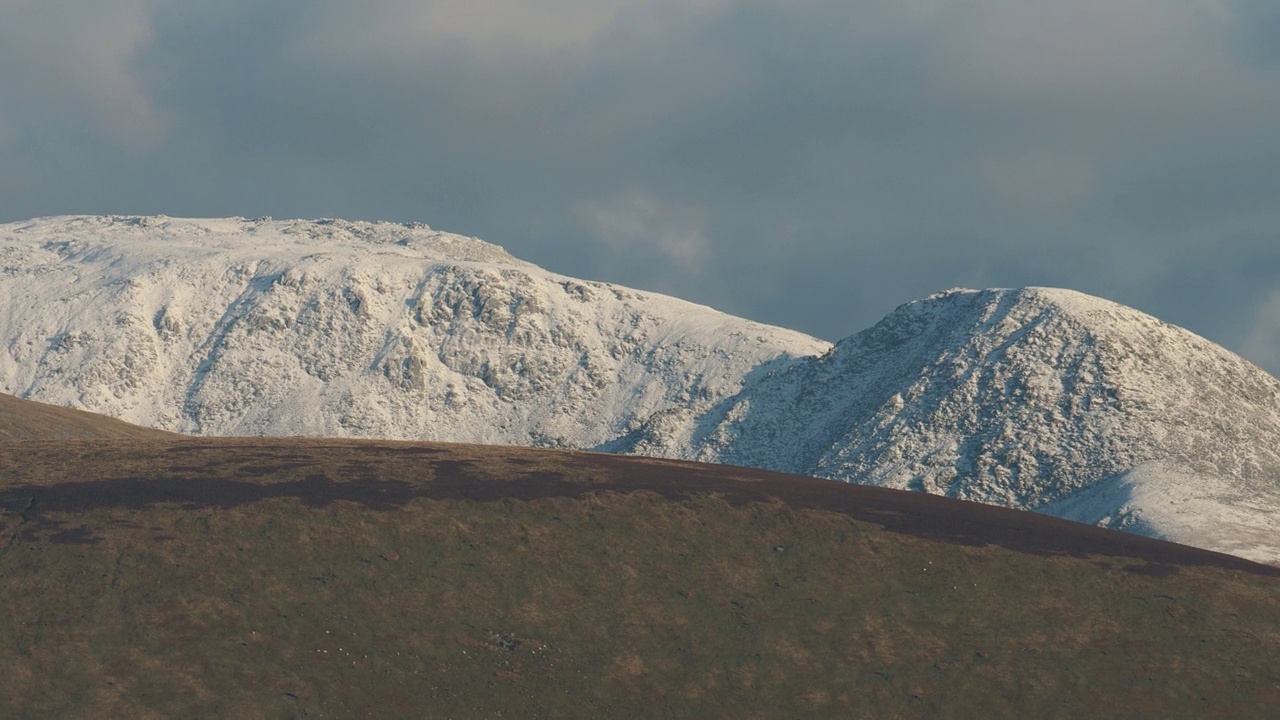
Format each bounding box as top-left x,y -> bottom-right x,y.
4,217 -> 1280,563
0,216 -> 827,446
683,288 -> 1280,563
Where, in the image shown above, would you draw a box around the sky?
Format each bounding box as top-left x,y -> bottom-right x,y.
3,1 -> 1280,374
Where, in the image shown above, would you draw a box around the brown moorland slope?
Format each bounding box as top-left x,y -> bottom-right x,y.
0,393 -> 174,441
0,400 -> 1277,717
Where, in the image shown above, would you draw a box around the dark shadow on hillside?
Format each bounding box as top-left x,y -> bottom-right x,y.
1,441 -> 1277,578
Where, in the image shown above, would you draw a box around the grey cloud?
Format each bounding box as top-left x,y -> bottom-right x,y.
2,0 -> 1280,375
1231,1 -> 1280,65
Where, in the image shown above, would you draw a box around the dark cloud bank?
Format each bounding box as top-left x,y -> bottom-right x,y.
3,1 -> 1280,373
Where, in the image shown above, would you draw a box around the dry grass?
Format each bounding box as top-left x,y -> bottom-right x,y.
0,394 -> 173,441
0,436 -> 1276,717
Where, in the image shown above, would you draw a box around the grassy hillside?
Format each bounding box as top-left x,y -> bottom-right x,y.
0,393 -> 173,441
1,434 -> 1277,718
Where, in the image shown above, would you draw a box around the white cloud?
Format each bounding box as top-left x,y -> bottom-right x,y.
297,0 -> 731,63
575,189 -> 711,272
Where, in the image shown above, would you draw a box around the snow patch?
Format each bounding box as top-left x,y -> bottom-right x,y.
1041,462 -> 1280,566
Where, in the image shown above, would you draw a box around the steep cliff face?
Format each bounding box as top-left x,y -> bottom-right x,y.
0,215 -> 828,445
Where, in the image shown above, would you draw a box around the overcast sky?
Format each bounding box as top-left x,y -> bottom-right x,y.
3,1 -> 1280,373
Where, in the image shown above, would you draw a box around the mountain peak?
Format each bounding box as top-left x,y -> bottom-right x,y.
896,285 -> 1156,329
0,214 -> 827,445
2,216 -> 1278,564
693,285 -> 1280,563
12,215 -> 529,268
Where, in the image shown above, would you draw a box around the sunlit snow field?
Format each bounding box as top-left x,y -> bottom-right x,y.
4,215 -> 1280,565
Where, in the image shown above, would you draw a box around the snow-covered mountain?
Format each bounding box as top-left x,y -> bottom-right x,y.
676,287 -> 1280,564
3,216 -> 1279,564
0,215 -> 829,445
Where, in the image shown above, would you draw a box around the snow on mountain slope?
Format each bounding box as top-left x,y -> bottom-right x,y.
0,215 -> 829,446
4,217 -> 1280,564
685,287 -> 1280,563
1039,462 -> 1280,566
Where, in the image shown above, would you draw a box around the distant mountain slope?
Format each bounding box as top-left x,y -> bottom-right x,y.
0,392 -> 172,441
682,288 -> 1280,564
3,217 -> 1280,564
0,215 -> 828,445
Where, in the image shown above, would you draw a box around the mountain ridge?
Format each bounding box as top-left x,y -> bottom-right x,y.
0,215 -> 828,444
4,215 -> 1279,563
678,286 -> 1280,563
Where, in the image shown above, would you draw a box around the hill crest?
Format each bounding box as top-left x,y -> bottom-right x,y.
3,217 -> 1280,563
2,430 -> 1278,716
684,286 -> 1280,563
